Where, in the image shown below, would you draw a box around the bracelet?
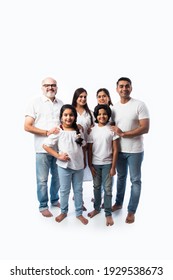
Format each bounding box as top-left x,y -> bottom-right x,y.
45,130 -> 48,136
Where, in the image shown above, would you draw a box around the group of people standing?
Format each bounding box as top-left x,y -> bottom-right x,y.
24,76 -> 150,226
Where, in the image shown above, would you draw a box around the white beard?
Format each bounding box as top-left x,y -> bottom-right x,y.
45,91 -> 56,98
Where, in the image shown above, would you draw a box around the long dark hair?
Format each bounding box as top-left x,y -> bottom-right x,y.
72,88 -> 94,126
59,104 -> 84,146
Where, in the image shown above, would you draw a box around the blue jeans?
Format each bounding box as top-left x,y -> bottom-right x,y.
115,152 -> 144,213
58,166 -> 84,217
93,164 -> 113,217
36,153 -> 60,211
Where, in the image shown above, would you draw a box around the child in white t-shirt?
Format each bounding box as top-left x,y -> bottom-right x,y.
43,104 -> 88,225
87,104 -> 119,226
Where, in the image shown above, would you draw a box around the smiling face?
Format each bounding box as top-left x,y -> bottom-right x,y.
116,80 -> 132,101
76,92 -> 87,107
97,90 -> 110,105
96,108 -> 109,126
42,77 -> 57,100
61,108 -> 75,128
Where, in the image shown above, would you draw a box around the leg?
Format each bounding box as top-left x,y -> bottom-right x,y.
102,164 -> 113,218
49,156 -> 60,207
126,152 -> 144,221
55,166 -> 72,222
88,165 -> 102,218
112,152 -> 128,211
36,153 -> 53,217
93,165 -> 102,211
72,169 -> 88,225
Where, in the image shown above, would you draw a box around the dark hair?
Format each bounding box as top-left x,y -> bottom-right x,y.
94,104 -> 112,123
96,88 -> 113,106
59,104 -> 84,146
116,77 -> 132,86
72,88 -> 94,126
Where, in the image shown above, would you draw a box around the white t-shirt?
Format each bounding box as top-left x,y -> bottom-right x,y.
111,98 -> 149,153
87,123 -> 119,165
25,95 -> 63,153
44,128 -> 86,170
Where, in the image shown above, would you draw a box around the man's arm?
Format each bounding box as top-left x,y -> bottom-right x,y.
24,116 -> 48,136
111,118 -> 150,138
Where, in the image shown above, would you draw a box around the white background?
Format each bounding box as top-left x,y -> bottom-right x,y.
0,0 -> 173,278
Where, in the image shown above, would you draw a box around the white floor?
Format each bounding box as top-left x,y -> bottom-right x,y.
1,132 -> 173,279
1,163 -> 172,261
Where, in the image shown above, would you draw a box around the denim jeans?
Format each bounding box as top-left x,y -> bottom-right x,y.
58,166 -> 84,217
115,152 -> 144,213
93,164 -> 113,217
36,153 -> 60,211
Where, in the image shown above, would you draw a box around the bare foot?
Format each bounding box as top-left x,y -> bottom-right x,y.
125,212 -> 135,224
55,213 -> 67,223
82,205 -> 87,211
40,209 -> 53,217
106,216 -> 114,226
112,204 -> 122,212
88,209 -> 100,218
53,201 -> 60,208
76,215 -> 88,225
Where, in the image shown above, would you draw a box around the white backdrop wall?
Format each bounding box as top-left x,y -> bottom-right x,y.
0,0 -> 172,269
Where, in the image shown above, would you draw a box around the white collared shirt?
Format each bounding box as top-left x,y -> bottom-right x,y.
25,95 -> 63,152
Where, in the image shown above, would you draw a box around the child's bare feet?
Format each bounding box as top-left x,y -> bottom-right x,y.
55,213 -> 67,223
76,215 -> 88,225
112,204 -> 122,212
40,209 -> 53,217
125,212 -> 135,224
106,216 -> 114,226
88,210 -> 100,218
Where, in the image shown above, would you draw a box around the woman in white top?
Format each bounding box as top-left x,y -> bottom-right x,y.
72,87 -> 94,141
72,88 -> 94,210
43,104 -> 88,225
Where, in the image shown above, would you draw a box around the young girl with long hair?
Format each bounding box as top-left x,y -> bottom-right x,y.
43,104 -> 88,225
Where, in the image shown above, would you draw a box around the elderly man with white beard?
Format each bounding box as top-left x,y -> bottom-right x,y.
24,77 -> 63,217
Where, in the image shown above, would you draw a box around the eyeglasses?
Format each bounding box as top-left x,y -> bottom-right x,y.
43,84 -> 57,88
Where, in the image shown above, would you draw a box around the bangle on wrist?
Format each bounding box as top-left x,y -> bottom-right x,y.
45,130 -> 48,136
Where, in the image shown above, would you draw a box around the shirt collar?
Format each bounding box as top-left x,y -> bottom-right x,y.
42,95 -> 58,103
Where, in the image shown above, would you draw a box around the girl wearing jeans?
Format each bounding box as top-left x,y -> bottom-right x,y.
87,104 -> 119,226
43,104 -> 88,225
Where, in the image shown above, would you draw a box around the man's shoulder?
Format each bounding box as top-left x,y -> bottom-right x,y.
131,98 -> 146,105
30,95 -> 44,103
55,98 -> 64,105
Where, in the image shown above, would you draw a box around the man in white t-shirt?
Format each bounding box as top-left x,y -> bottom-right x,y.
24,77 -> 63,217
111,77 -> 150,223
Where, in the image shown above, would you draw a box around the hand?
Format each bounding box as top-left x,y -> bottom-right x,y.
58,152 -> 70,162
110,125 -> 124,137
47,127 -> 60,136
110,168 -> 116,177
89,165 -> 96,177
